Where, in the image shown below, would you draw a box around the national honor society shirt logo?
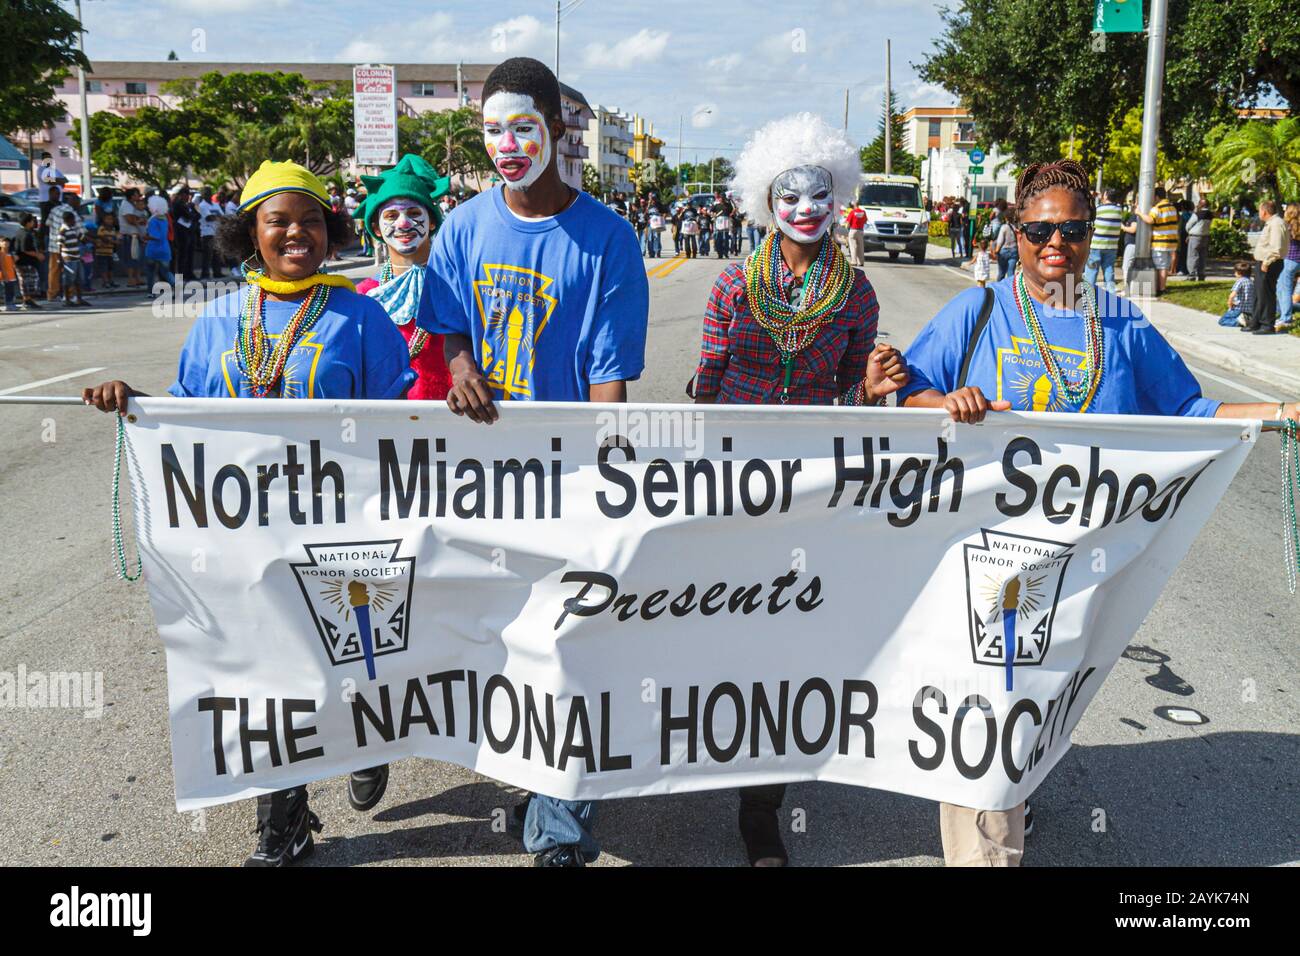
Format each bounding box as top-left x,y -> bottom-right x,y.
291,540 -> 415,680
473,264 -> 558,399
996,336 -> 1093,412
219,332 -> 324,399
963,530 -> 1073,690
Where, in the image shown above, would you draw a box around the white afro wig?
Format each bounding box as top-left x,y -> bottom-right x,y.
730,112 -> 861,228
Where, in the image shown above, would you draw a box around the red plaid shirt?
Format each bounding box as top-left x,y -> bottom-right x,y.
693,261 -> 878,404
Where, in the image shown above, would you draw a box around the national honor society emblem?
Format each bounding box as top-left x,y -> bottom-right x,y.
473,264 -> 558,399
963,530 -> 1073,691
291,540 -> 415,679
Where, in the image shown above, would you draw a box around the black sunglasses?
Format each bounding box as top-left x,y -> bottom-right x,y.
1017,220 -> 1092,244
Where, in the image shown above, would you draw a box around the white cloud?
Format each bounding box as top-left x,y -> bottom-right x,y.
163,0 -> 290,11
706,53 -> 743,73
691,103 -> 718,128
338,14 -> 548,64
582,29 -> 670,70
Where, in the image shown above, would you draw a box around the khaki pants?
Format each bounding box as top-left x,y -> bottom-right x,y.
848,229 -> 865,266
939,801 -> 1024,866
46,253 -> 62,300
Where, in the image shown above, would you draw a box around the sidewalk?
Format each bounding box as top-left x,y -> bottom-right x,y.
1141,296 -> 1300,396
930,246 -> 1300,397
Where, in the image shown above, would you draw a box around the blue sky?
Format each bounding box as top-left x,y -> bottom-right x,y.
78,0 -> 958,159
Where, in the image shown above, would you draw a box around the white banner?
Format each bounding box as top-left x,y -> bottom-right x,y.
121,399 -> 1256,811
352,64 -> 397,168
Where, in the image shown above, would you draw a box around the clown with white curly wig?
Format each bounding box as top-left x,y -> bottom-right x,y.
692,112 -> 909,417
690,114 -> 911,868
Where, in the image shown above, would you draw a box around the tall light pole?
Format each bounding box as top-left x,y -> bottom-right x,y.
677,114 -> 683,195
75,0 -> 93,198
1127,0 -> 1169,297
555,1 -> 561,83
884,39 -> 893,175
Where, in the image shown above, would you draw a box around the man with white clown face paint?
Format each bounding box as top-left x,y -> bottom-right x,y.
482,91 -> 553,191
692,114 -> 910,866
353,153 -> 453,401
413,57 -> 649,868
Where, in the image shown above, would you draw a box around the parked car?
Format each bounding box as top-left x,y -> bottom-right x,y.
0,193 -> 41,223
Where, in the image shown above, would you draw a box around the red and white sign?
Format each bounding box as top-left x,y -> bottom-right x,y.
353,64 -> 397,168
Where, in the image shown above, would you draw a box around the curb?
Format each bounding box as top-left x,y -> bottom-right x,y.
1142,299 -> 1300,396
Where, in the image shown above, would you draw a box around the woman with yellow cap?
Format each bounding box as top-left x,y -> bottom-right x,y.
82,161 -> 415,866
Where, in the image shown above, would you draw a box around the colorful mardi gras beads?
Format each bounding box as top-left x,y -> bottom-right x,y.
235,282 -> 331,397
1012,266 -> 1104,409
743,229 -> 853,357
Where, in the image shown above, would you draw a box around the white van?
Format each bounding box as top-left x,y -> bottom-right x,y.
855,174 -> 929,263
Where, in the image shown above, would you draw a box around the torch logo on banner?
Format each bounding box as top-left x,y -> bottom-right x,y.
962,530 -> 1073,691
290,540 -> 415,679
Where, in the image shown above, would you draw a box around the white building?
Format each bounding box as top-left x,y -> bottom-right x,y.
583,105 -> 634,195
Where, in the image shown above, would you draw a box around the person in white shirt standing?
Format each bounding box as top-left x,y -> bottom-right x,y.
195,187 -> 225,279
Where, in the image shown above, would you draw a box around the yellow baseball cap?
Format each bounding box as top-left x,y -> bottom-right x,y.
239,160 -> 331,213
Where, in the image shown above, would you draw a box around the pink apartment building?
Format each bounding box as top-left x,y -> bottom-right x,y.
3,60 -> 594,193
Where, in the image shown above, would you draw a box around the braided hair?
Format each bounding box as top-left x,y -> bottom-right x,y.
1015,160 -> 1095,220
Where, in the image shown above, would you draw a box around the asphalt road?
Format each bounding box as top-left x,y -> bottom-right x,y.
0,246 -> 1296,867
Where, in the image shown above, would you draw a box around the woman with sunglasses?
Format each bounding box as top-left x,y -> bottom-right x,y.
896,159 -> 1299,866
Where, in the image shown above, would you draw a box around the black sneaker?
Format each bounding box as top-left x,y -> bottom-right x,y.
1023,799 -> 1035,837
534,844 -> 585,867
347,764 -> 389,812
244,787 -> 322,867
508,793 -> 533,837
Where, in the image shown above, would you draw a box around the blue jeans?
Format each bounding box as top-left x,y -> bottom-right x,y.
747,226 -> 758,251
647,229 -> 662,258
1084,248 -> 1118,293
699,233 -> 711,256
1278,258 -> 1299,326
524,795 -> 599,861
145,257 -> 175,289
996,249 -> 1017,280
1219,308 -> 1246,327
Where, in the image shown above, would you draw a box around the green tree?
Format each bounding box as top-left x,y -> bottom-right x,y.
581,163 -> 603,196
399,106 -> 491,188
73,107 -> 221,189
918,0 -> 1299,169
1208,117 -> 1300,203
0,0 -> 89,135
860,91 -> 921,178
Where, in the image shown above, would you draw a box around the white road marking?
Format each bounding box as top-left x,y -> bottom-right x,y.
1186,364 -> 1281,404
0,367 -> 107,396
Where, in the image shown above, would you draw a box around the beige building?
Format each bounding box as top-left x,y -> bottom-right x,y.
902,105 -> 1017,206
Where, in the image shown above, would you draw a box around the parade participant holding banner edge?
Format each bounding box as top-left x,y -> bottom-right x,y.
414,57 -> 648,865
693,112 -> 908,865
81,159 -> 415,867
898,159 -> 1299,865
354,154 -> 454,402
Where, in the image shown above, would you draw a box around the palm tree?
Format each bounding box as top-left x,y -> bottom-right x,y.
1209,118 -> 1300,204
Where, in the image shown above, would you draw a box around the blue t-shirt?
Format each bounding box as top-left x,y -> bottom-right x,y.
168,286 -> 416,399
144,216 -> 170,262
416,187 -> 649,402
898,277 -> 1221,417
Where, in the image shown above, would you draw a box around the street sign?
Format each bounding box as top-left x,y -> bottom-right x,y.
968,165 -> 985,175
352,64 -> 398,167
1093,0 -> 1143,33
969,149 -> 985,165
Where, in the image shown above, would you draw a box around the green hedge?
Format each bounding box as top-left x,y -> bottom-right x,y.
1208,219 -> 1249,260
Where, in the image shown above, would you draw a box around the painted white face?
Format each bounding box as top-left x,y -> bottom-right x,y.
770,165 -> 835,244
482,92 -> 551,190
376,199 -> 430,254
